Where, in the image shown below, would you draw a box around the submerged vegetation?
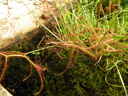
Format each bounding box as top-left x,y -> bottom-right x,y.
0,0 -> 128,95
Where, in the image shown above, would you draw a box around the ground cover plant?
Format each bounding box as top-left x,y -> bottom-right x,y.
0,0 -> 128,95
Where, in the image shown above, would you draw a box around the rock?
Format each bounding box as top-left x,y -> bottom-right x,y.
0,0 -> 78,50
0,84 -> 12,96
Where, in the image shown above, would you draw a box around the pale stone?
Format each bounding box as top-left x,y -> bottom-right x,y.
0,84 -> 12,96
0,0 -> 77,50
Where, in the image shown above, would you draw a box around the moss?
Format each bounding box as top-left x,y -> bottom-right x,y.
1,45 -> 127,96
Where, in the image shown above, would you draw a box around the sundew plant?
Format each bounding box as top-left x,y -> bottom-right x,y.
44,0 -> 128,95
0,0 -> 128,95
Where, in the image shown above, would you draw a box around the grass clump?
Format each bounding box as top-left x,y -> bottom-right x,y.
41,0 -> 128,95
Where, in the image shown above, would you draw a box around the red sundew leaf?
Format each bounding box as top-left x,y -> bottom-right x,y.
35,65 -> 43,73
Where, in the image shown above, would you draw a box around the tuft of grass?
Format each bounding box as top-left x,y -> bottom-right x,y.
42,0 -> 128,95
